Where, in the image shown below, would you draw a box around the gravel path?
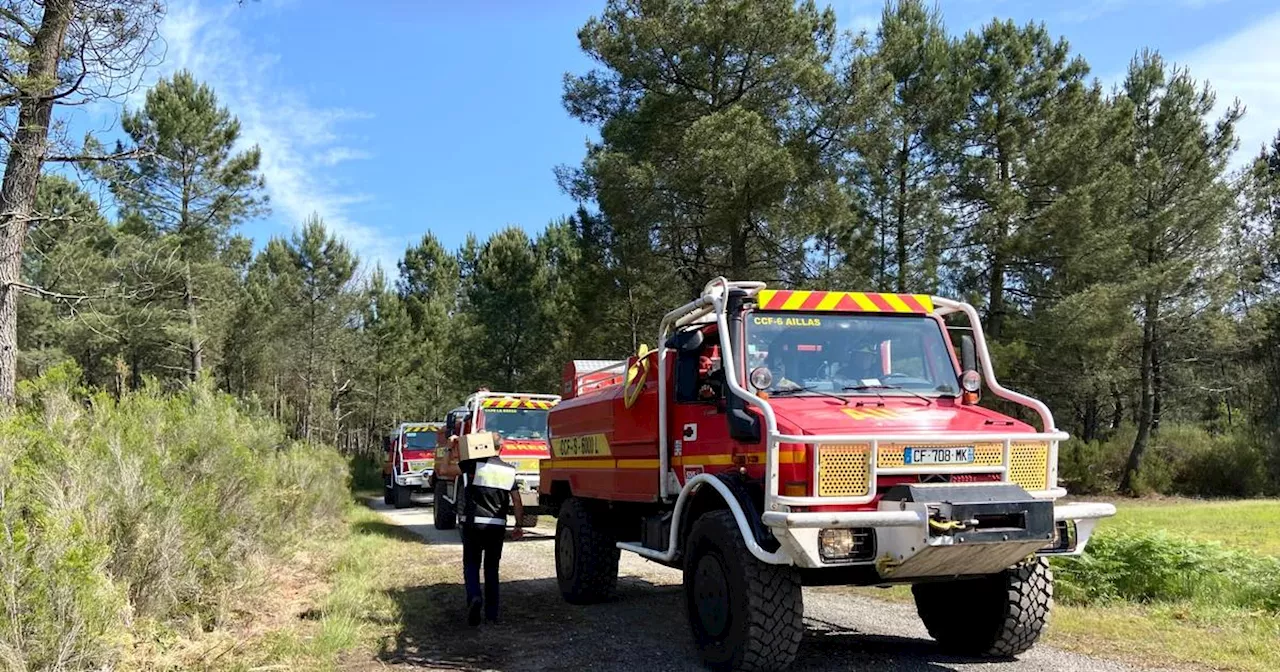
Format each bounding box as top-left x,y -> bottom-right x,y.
365,498 -> 1159,672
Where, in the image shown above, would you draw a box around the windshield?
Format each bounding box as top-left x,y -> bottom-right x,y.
403,430 -> 437,450
746,312 -> 959,396
482,407 -> 549,440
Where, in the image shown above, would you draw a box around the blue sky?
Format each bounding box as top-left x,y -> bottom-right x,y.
73,0 -> 1280,275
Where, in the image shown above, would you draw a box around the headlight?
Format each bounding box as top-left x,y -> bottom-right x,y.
819,529 -> 854,559
818,528 -> 875,562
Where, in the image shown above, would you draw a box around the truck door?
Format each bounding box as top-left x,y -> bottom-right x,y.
668,327 -> 732,485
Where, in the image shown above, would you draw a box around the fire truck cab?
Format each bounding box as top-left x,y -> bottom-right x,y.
541,279 -> 1115,671
382,421 -> 443,509
430,390 -> 560,530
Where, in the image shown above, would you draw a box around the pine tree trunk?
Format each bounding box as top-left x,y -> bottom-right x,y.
895,133 -> 909,293
185,263 -> 201,381
1151,341 -> 1163,434
729,223 -> 748,279
1110,382 -> 1124,430
1121,292 -> 1159,494
987,152 -> 1011,341
0,0 -> 75,409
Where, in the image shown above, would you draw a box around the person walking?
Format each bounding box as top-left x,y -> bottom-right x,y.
458,452 -> 524,626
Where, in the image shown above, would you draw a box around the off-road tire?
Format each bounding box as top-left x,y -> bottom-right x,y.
433,480 -> 456,530
912,558 -> 1053,658
519,513 -> 539,529
555,498 -> 619,604
383,478 -> 393,506
393,482 -> 412,509
684,511 -> 802,672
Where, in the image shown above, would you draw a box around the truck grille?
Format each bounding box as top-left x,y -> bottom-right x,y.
816,445 -> 870,497
1009,442 -> 1049,490
816,441 -> 1051,496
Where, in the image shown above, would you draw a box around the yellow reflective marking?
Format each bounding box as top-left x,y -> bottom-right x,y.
617,459 -> 661,469
915,295 -> 935,312
816,292 -> 844,311
781,291 -> 810,310
543,458 -> 613,469
850,293 -> 879,311
882,294 -> 912,312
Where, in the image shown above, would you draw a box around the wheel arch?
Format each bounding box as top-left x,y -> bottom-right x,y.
675,474 -> 782,564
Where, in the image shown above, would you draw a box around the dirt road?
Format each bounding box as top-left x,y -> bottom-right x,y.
366,499 -> 1157,672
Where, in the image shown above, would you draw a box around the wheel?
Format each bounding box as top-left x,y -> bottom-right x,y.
912,558 -> 1053,657
519,513 -> 539,528
433,480 -> 456,530
383,477 -> 393,506
555,498 -> 619,604
683,511 -> 802,672
393,482 -> 412,509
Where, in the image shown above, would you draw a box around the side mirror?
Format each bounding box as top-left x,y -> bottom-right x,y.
665,328 -> 705,352
382,435 -> 392,453
960,333 -> 977,373
958,334 -> 981,403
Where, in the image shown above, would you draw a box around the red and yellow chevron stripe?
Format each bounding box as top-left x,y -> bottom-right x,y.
480,398 -> 557,410
756,290 -> 933,314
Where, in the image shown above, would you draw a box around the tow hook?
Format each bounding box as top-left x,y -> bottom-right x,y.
927,508 -> 978,534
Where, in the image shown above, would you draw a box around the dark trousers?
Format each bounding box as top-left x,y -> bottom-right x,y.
462,524 -> 506,620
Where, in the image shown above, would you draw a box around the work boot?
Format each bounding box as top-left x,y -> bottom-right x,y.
467,598 -> 482,627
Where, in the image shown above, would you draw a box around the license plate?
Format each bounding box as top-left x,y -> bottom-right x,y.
904,447 -> 974,465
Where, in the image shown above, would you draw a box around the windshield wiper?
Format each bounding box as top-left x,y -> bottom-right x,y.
843,383 -> 933,405
772,384 -> 849,405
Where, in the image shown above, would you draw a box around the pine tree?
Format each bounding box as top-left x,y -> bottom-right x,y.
94,71 -> 267,381
1117,52 -> 1241,493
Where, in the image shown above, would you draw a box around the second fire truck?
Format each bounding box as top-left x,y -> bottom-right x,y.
430,391 -> 560,530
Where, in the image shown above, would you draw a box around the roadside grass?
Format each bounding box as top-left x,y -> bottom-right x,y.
1097,498 -> 1280,556
845,497 -> 1280,671
1050,602 -> 1280,672
1043,498 -> 1280,671
179,502 -> 454,671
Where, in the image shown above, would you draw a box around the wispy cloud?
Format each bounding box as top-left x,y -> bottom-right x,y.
152,1 -> 394,273
1180,10 -> 1280,165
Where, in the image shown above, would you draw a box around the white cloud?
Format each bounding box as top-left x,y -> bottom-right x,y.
152,0 -> 396,272
1180,10 -> 1280,165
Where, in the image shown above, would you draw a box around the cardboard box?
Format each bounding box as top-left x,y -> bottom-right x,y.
459,431 -> 499,461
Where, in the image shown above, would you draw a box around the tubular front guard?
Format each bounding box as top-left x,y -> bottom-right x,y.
394,472 -> 428,487
515,474 -> 540,509
760,483 -> 1115,573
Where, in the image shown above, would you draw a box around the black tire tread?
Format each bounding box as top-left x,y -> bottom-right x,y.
912,558 -> 1053,658
556,498 -> 619,604
393,483 -> 412,509
685,511 -> 802,672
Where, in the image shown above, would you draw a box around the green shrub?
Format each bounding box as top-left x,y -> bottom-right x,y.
1055,527 -> 1280,612
1060,423 -> 1272,497
0,365 -> 349,670
349,452 -> 385,492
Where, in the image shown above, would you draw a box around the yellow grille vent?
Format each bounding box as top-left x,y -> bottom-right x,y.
1009,442 -> 1049,491
817,445 -> 871,497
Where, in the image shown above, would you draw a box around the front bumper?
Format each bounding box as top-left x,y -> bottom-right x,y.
761,484 -> 1115,574
515,474 -> 540,510
394,469 -> 432,488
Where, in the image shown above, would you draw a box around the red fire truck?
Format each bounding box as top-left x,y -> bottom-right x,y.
430,391 -> 560,530
541,279 -> 1115,671
382,421 -> 443,509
